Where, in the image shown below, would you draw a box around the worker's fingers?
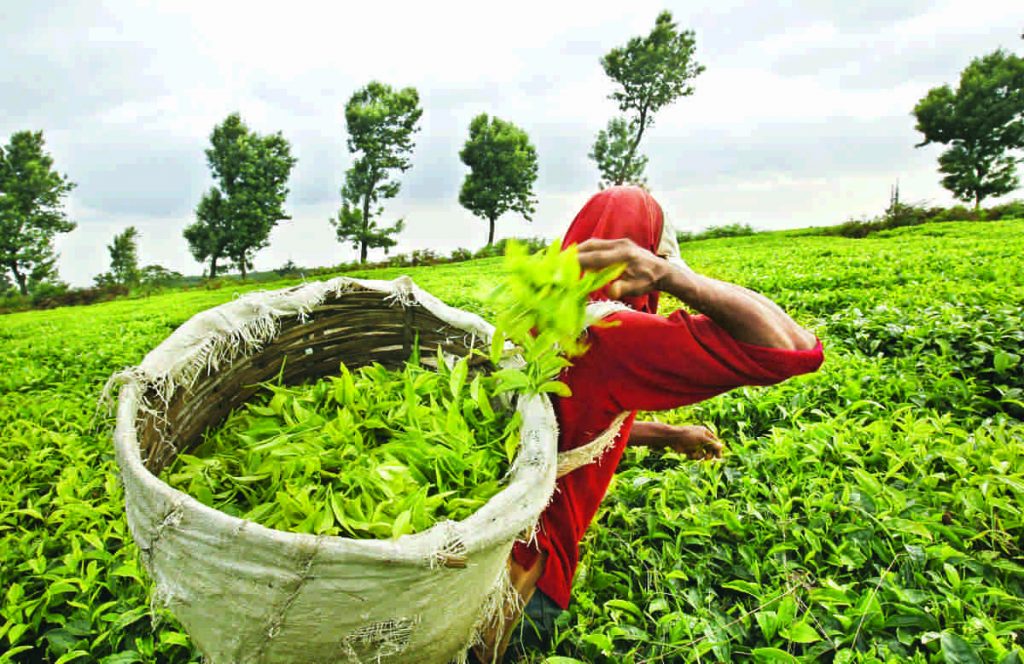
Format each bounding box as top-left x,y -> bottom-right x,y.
576,238 -> 631,252
577,238 -> 638,270
606,279 -> 644,299
577,247 -> 628,271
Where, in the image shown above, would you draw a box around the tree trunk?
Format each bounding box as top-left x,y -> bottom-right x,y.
619,106 -> 649,185
239,256 -> 247,280
488,217 -> 496,246
360,192 -> 372,264
12,265 -> 28,296
209,256 -> 218,279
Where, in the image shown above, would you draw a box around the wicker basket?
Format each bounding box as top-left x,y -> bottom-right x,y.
110,277 -> 558,664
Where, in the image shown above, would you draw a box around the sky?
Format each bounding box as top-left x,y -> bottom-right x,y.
1,1 -> 1022,286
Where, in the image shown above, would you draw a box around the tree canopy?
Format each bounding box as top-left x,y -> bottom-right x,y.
591,10 -> 704,188
107,226 -> 140,286
589,118 -> 650,190
0,130 -> 76,295
459,113 -> 538,246
333,81 -> 422,263
913,49 -> 1024,209
183,113 -> 296,278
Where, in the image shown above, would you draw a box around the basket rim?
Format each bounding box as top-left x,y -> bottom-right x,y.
112,276 -> 558,564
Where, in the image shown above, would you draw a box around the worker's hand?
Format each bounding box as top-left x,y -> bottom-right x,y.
576,238 -> 671,299
664,425 -> 723,461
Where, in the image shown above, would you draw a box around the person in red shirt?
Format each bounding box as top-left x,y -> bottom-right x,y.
473,186 -> 824,663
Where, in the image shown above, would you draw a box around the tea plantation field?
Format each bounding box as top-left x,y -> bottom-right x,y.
1,221 -> 1022,663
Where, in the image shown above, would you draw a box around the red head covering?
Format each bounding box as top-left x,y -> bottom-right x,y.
561,186 -> 665,314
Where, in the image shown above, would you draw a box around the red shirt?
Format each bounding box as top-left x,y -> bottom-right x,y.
511,308 -> 825,609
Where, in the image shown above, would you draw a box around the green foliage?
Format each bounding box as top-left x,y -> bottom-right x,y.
473,236 -> 550,259
450,247 -> 473,262
0,130 -> 76,296
459,113 -> 539,246
183,188 -> 227,278
162,243 -> 611,540
274,259 -> 300,277
913,49 -> 1024,209
592,10 -> 704,187
589,117 -> 649,189
333,81 -> 422,263
183,113 -> 297,279
164,356 -> 520,539
2,222 -> 1023,661
816,198 -> 1024,239
489,241 -> 622,398
677,222 -> 756,243
138,265 -> 183,288
106,227 -> 140,286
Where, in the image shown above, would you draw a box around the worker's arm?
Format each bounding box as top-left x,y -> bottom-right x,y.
576,238 -> 817,351
629,421 -> 723,460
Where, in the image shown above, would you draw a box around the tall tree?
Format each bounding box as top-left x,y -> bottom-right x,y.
459,114 -> 539,246
913,49 -> 1024,210
333,82 -> 422,263
107,226 -> 140,285
0,130 -> 76,295
226,131 -> 295,278
184,113 -> 296,279
591,10 -> 704,188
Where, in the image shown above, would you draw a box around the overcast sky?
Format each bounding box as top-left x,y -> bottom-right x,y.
2,1 -> 1022,286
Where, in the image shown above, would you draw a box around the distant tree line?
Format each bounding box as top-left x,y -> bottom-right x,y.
817,196 -> 1024,239
1,10 -> 1022,308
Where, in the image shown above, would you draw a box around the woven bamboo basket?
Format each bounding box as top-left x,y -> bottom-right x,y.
109,276 -> 559,664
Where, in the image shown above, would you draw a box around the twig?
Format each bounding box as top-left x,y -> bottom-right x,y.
796,595 -> 837,650
851,553 -> 903,648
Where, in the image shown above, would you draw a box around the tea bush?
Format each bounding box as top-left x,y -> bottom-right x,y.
1,221 -> 1022,662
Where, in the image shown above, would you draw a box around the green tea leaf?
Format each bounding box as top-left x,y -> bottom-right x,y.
940,632 -> 982,664
751,648 -> 800,663
782,620 -> 821,643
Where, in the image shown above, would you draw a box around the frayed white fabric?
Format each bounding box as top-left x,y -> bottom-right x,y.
657,212 -> 690,273
110,277 -> 559,664
556,411 -> 630,478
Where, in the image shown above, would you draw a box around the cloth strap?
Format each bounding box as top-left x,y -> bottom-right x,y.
555,411 -> 629,478
553,300 -> 633,478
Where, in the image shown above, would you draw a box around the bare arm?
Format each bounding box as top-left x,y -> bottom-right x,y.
629,421 -> 723,460
576,238 -> 817,351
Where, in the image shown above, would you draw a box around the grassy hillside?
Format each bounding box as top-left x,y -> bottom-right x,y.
1,221 -> 1022,662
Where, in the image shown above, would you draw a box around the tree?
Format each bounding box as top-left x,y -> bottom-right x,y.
913,49 -> 1024,210
0,130 -> 76,295
184,187 -> 229,278
184,113 -> 296,279
591,10 -> 704,188
589,117 -> 649,190
333,82 -> 422,263
139,264 -> 182,287
107,226 -> 140,286
226,131 -> 295,278
459,114 -> 539,246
